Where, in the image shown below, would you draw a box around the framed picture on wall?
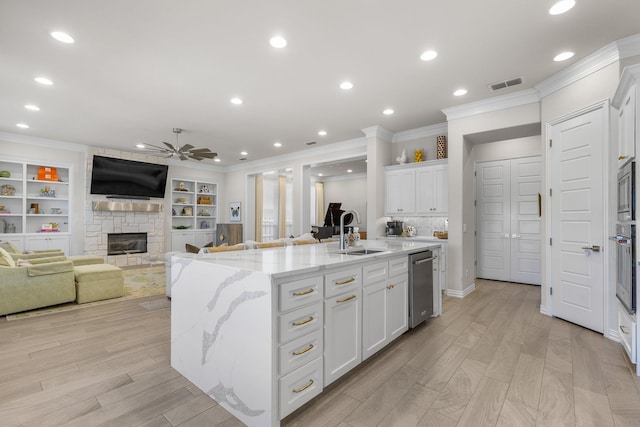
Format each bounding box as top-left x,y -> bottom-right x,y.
229,202 -> 241,223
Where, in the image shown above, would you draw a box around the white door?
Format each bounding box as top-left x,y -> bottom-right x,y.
476,160 -> 511,281
549,105 -> 605,333
510,157 -> 542,285
476,157 -> 541,285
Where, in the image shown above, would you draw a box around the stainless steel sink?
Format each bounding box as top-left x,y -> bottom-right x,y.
343,249 -> 385,255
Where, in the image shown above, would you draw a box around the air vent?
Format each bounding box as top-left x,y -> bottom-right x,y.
306,141 -> 317,146
489,77 -> 523,91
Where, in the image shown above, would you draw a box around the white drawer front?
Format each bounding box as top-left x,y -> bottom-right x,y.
618,307 -> 637,363
279,357 -> 323,419
279,302 -> 323,344
389,256 -> 408,277
363,261 -> 388,285
279,330 -> 323,376
325,267 -> 361,298
279,276 -> 323,312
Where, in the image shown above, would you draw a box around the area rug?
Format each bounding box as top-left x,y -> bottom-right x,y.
5,264 -> 167,321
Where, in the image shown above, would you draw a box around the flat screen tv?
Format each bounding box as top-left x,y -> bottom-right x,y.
90,155 -> 168,199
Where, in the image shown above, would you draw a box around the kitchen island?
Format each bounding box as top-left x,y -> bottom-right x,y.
170,240 -> 440,426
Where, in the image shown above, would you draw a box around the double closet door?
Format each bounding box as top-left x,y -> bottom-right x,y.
476,156 -> 542,285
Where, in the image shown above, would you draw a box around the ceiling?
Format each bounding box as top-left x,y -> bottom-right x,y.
1,1 -> 639,167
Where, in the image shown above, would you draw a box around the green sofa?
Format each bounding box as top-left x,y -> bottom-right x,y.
0,256 -> 76,316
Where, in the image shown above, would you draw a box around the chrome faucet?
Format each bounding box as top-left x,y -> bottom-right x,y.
339,209 -> 361,251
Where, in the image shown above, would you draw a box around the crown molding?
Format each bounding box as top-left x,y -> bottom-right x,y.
0,131 -> 87,152
392,122 -> 448,143
616,33 -> 640,60
441,89 -> 540,121
361,126 -> 393,142
534,41 -> 621,98
319,172 -> 367,183
224,136 -> 367,173
612,63 -> 640,108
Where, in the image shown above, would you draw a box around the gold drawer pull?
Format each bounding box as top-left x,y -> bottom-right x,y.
387,284 -> 395,290
293,288 -> 315,297
293,379 -> 314,394
292,344 -> 314,356
335,277 -> 356,285
337,295 -> 357,303
619,155 -> 627,160
292,316 -> 313,326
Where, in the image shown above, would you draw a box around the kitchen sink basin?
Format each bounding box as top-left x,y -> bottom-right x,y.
343,249 -> 385,255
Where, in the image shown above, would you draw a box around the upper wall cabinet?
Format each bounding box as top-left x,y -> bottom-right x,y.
613,64 -> 640,169
384,159 -> 448,216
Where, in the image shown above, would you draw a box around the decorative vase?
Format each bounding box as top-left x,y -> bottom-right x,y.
414,149 -> 424,162
395,149 -> 408,164
437,135 -> 447,159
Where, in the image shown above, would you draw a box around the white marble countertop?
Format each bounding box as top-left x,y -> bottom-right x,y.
172,239 -> 440,279
378,235 -> 448,243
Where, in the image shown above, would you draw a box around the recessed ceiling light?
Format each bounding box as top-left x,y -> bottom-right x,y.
554,51 -> 575,62
318,173 -> 324,177
420,50 -> 438,61
269,35 -> 287,48
240,151 -> 248,156
318,130 -> 327,136
24,104 -> 40,111
34,77 -> 53,86
214,158 -> 221,163
347,169 -> 353,173
549,0 -> 575,15
273,142 -> 282,147
383,108 -> 395,115
50,31 -> 74,44
453,89 -> 468,96
136,143 -> 146,149
340,81 -> 354,90
230,97 -> 243,105
16,123 -> 29,129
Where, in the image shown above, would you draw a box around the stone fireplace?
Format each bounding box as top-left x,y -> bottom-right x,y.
84,147 -> 166,267
107,232 -> 148,256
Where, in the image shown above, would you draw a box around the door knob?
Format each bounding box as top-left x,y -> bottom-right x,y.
581,245 -> 600,252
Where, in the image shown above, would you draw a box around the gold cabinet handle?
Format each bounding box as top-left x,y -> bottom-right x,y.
292,344 -> 314,356
293,288 -> 314,297
335,277 -> 356,285
292,316 -> 313,326
293,379 -> 314,394
619,155 -> 627,160
337,295 -> 357,303
387,284 -> 395,290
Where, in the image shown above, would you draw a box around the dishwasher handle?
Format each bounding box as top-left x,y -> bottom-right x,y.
413,257 -> 434,265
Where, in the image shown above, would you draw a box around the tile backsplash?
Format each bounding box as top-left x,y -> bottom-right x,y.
387,216 -> 447,237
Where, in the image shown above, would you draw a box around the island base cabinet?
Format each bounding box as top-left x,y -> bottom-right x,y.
362,281 -> 388,360
324,289 -> 362,386
387,275 -> 409,340
279,357 -> 324,419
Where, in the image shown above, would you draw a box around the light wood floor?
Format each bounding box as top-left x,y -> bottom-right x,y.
1,280 -> 639,426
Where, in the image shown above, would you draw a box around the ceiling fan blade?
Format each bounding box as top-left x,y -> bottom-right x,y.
189,155 -> 206,161
178,144 -> 194,152
162,141 -> 176,151
189,150 -> 217,159
179,153 -> 189,161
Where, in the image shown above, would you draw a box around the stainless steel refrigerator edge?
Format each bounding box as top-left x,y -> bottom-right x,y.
409,250 -> 434,328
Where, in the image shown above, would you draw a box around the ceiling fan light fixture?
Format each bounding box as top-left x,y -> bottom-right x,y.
139,128 -> 217,161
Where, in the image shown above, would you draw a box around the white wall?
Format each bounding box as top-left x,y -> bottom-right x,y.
471,135 -> 541,162
393,133 -> 444,164
322,174 -> 367,231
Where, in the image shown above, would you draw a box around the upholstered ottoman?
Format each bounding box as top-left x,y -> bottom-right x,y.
67,255 -> 104,266
74,264 -> 124,304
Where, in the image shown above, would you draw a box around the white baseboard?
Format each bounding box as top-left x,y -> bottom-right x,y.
539,305 -> 551,316
445,282 -> 475,299
606,328 -> 621,342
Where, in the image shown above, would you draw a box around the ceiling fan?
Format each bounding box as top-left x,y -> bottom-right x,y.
142,128 -> 217,161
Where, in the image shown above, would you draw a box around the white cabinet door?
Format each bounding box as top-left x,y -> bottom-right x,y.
171,231 -> 194,252
195,231 -> 215,247
324,289 -> 361,386
385,170 -> 415,215
24,234 -> 69,254
362,280 -> 387,360
618,85 -> 636,167
387,275 -> 408,340
412,164 -> 448,215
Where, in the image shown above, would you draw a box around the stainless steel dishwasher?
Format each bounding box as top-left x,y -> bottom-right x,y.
409,250 -> 434,328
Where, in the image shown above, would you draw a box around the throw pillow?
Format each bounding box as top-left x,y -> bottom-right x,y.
0,241 -> 22,254
185,243 -> 200,254
0,247 -> 16,267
